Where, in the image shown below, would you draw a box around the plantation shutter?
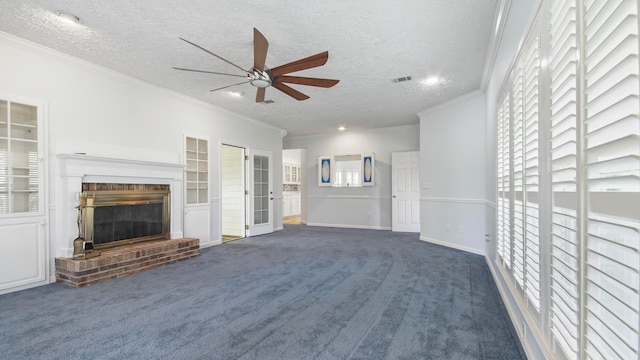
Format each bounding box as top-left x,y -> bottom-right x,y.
497,95 -> 512,268
549,0 -> 580,357
523,36 -> 541,311
583,0 -> 640,359
512,64 -> 526,288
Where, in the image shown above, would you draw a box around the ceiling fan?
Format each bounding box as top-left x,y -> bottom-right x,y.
173,28 -> 339,102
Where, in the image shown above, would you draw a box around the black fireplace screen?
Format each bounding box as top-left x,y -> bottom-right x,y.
93,203 -> 163,245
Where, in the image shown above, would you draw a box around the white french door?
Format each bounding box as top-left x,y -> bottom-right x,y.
246,149 -> 273,236
391,151 -> 420,232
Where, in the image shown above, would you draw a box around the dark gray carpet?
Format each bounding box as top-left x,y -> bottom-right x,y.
0,225 -> 525,360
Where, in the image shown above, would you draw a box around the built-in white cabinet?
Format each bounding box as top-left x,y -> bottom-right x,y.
0,101 -> 40,213
185,137 -> 208,204
283,163 -> 300,184
0,98 -> 47,294
282,194 -> 301,217
184,135 -> 210,246
283,163 -> 300,217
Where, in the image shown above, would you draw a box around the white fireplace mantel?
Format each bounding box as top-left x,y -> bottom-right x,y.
54,154 -> 185,258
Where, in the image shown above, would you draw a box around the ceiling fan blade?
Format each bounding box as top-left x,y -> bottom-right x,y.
209,81 -> 250,92
253,28 -> 269,72
276,75 -> 339,88
272,82 -> 310,101
256,88 -> 266,103
270,51 -> 329,76
172,67 -> 247,78
179,37 -> 249,73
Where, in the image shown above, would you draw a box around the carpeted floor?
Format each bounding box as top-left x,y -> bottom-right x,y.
0,225 -> 525,360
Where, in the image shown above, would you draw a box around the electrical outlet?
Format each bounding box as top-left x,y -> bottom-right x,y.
446,223 -> 450,231
458,225 -> 464,233
485,234 -> 491,242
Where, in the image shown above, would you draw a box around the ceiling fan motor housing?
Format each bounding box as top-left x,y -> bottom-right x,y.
249,69 -> 272,88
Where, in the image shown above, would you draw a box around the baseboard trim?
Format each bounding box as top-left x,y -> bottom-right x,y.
485,256 -> 550,360
201,239 -> 221,248
306,223 -> 391,231
419,236 -> 486,256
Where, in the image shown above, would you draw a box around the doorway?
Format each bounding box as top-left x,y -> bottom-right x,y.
246,149 -> 274,236
221,144 -> 245,242
282,149 -> 302,225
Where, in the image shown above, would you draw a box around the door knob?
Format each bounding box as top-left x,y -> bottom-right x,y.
392,195 -> 396,198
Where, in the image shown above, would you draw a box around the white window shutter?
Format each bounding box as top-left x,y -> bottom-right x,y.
512,63 -> 526,289
583,0 -> 640,359
497,94 -> 512,269
523,35 -> 541,311
549,0 -> 580,357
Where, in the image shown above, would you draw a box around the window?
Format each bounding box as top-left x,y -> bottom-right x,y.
334,156 -> 361,187
496,1 -> 639,358
253,154 -> 269,225
549,0 -> 580,356
583,0 -> 639,358
185,136 -> 208,204
0,100 -> 40,214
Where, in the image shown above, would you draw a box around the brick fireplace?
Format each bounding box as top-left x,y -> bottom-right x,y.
55,154 -> 198,287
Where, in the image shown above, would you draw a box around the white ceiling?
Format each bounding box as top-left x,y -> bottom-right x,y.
0,0 -> 500,137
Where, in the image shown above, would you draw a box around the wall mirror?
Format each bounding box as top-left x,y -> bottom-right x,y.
318,153 -> 374,187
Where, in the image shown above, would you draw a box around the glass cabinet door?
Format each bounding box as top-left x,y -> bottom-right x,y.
0,100 -> 39,214
185,136 -> 208,204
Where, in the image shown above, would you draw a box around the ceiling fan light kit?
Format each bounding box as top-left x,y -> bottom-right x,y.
175,28 -> 339,102
249,69 -> 271,88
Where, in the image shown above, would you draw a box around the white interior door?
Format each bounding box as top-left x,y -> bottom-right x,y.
220,144 -> 246,239
392,151 -> 420,232
247,149 -> 273,236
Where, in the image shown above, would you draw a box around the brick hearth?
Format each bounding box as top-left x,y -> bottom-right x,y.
55,238 -> 200,288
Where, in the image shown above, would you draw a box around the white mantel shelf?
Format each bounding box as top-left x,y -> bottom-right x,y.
58,153 -> 185,171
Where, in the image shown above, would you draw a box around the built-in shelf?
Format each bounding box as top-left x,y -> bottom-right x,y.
185,136 -> 208,204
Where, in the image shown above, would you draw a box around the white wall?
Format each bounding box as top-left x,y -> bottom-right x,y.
282,149 -> 301,166
284,124 -> 419,229
0,32 -> 283,283
418,91 -> 489,255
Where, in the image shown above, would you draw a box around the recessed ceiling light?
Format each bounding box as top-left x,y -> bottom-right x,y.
55,11 -> 81,24
421,76 -> 442,86
338,126 -> 346,131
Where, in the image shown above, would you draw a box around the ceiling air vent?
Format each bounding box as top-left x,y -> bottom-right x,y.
392,76 -> 412,83
262,100 -> 275,104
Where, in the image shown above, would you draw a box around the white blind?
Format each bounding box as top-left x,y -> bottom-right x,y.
497,95 -> 512,268
583,1 -> 640,359
513,64 -> 526,288
523,36 -> 541,311
549,0 -> 580,357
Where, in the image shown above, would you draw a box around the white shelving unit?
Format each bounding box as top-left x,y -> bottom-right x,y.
0,98 -> 46,294
283,163 -> 300,184
185,137 -> 208,204
0,100 -> 40,214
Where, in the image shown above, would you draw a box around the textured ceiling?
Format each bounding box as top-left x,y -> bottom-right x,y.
0,0 -> 500,137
